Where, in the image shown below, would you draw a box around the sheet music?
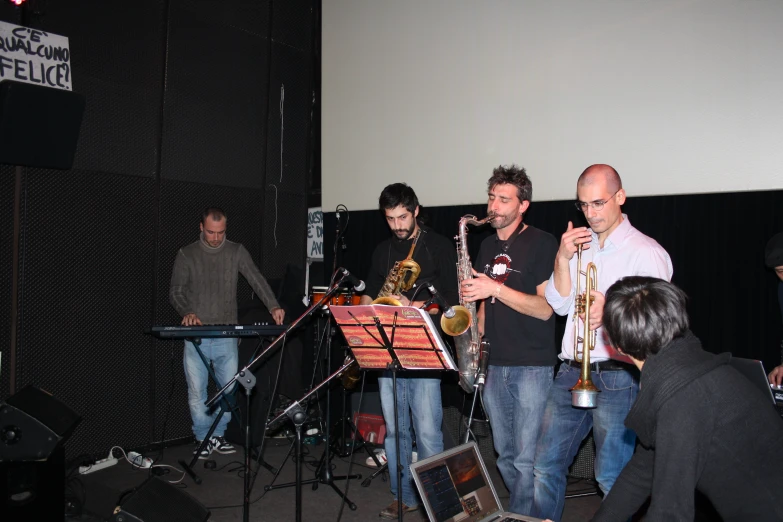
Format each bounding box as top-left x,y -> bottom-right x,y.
330,304 -> 458,371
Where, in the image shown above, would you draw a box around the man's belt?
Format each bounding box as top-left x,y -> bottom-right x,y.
565,359 -> 634,372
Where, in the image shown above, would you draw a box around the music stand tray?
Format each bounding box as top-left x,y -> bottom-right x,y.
329,304 -> 458,372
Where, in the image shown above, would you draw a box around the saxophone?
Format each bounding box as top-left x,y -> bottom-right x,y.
373,228 -> 422,306
453,214 -> 493,393
342,229 -> 422,390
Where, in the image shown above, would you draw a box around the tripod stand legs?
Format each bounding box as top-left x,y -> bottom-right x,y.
361,461 -> 388,488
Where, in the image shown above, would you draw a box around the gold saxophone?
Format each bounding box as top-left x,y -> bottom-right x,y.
373,228 -> 422,306
452,214 -> 493,393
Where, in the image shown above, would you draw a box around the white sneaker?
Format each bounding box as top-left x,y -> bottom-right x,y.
412,451 -> 418,463
366,449 -> 387,467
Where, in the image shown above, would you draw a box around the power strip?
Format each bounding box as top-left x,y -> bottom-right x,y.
79,455 -> 118,475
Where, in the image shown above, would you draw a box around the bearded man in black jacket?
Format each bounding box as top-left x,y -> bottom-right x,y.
592,276 -> 783,522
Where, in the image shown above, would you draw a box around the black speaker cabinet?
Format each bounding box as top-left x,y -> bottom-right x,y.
0,80 -> 85,169
0,385 -> 81,461
112,477 -> 210,522
1,445 -> 65,521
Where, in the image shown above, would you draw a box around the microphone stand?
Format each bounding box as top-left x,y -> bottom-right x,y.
264,358 -> 356,522
463,342 -> 490,444
205,269 -> 354,522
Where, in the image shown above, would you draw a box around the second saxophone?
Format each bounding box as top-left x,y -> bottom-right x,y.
451,214 -> 493,393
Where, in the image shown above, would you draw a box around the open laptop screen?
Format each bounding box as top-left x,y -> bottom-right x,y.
412,443 -> 502,522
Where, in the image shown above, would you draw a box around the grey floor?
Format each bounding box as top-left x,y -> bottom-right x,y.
71,437 -> 602,522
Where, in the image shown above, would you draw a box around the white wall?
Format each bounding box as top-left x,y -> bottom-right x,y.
322,0 -> 783,211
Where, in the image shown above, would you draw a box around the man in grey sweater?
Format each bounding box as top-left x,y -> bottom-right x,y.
169,207 -> 284,459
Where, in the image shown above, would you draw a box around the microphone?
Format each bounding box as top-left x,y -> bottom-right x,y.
338,268 -> 365,292
475,342 -> 490,388
426,284 -> 455,318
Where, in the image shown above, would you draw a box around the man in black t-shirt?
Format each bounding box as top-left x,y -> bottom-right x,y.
461,165 -> 557,515
360,183 -> 459,519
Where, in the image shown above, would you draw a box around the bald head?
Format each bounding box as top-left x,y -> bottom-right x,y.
577,164 -> 622,194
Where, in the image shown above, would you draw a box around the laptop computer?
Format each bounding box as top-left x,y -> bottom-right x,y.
410,442 -> 543,522
729,357 -> 783,416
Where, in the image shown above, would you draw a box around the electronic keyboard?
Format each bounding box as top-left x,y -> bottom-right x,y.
147,324 -> 286,339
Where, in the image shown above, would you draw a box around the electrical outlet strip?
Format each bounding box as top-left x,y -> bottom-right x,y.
79,456 -> 118,475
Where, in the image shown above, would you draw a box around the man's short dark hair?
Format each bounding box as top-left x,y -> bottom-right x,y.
202,207 -> 226,224
378,183 -> 419,214
603,276 -> 689,361
487,164 -> 532,202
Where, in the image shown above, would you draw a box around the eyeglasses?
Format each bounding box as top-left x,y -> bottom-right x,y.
574,189 -> 620,212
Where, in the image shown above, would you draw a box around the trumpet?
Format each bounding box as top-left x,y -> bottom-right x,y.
570,244 -> 600,408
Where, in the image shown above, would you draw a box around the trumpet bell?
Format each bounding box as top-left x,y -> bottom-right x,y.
570,378 -> 600,408
441,305 -> 472,336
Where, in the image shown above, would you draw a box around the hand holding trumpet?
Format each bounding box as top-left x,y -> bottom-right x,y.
578,290 -> 604,331
557,221 -> 592,262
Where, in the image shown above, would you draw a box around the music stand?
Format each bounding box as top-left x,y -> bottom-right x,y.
330,304 -> 458,522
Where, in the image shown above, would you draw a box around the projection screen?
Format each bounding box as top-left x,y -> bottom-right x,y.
322,0 -> 783,211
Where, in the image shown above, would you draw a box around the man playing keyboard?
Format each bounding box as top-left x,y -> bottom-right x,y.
169,207 -> 284,459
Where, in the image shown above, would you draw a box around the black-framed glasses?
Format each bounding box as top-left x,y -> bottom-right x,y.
574,189 -> 620,213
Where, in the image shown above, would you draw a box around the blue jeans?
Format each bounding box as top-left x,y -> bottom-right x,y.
532,362 -> 639,521
483,365 -> 553,515
378,374 -> 443,507
183,338 -> 238,441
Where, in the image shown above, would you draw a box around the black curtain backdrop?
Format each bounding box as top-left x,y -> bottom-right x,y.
1,0 -> 315,460
324,189 -> 783,375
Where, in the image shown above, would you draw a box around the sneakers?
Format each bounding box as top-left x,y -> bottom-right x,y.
379,500 -> 418,519
193,440 -> 211,460
211,436 -> 236,454
365,449 -> 418,467
193,436 -> 236,460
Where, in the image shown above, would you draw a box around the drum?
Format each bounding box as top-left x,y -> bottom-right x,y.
311,286 -> 363,308
311,286 -> 346,307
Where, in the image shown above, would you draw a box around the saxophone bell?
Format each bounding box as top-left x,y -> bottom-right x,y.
441,306 -> 472,337
426,283 -> 473,336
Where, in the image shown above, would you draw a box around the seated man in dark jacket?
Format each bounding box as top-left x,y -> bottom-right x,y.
591,276 -> 783,522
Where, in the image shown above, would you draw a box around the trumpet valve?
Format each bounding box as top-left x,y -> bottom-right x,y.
575,294 -> 586,315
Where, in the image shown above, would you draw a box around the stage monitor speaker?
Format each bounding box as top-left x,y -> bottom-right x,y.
1,385 -> 81,461
112,477 -> 210,522
0,80 -> 85,169
1,445 -> 66,521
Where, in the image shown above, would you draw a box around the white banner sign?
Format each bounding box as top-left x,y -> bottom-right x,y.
307,207 -> 323,260
0,20 -> 72,91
